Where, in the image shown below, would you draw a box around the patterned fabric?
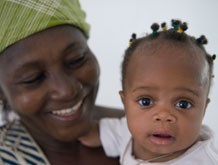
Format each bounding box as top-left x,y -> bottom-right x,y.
0,120 -> 50,165
0,0 -> 90,53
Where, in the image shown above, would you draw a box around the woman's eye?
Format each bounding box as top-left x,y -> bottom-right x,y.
21,74 -> 45,85
138,97 -> 153,107
67,53 -> 86,68
176,100 -> 192,110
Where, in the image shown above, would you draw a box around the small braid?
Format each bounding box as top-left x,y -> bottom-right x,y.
196,35 -> 208,45
181,22 -> 188,32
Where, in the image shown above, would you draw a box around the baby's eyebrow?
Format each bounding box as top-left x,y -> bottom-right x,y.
132,86 -> 200,97
132,86 -> 158,93
174,87 -> 200,97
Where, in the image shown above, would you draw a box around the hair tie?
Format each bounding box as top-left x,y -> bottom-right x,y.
129,33 -> 137,46
181,22 -> 188,32
161,22 -> 167,31
151,23 -> 160,36
171,19 -> 181,31
212,54 -> 216,61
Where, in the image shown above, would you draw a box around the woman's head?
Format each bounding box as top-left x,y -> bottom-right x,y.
0,0 -> 100,142
119,20 -> 215,161
0,0 -> 90,53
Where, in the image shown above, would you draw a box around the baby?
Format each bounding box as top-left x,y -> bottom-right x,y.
80,20 -> 218,164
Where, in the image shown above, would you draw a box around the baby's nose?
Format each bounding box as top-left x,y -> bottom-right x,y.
153,110 -> 176,123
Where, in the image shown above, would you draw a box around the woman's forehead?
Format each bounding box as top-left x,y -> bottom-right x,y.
0,26 -> 87,72
1,26 -> 86,57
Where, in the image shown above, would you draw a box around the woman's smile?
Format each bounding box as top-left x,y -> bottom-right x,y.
48,100 -> 84,122
51,100 -> 83,116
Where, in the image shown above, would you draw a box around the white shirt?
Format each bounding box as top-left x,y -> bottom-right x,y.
100,117 -> 218,165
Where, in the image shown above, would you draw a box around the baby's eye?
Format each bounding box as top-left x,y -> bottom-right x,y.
138,97 -> 153,107
176,100 -> 192,110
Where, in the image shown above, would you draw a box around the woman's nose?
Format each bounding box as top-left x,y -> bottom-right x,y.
48,73 -> 82,101
153,109 -> 176,123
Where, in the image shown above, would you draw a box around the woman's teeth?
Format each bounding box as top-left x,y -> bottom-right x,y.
51,101 -> 82,116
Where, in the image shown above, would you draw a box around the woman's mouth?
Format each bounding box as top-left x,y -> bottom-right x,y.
48,100 -> 83,122
51,101 -> 82,116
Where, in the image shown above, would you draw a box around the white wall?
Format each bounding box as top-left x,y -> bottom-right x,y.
80,0 -> 218,144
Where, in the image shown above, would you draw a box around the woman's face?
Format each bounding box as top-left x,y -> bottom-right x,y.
0,25 -> 100,142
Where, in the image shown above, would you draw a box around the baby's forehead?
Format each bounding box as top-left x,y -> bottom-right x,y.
129,39 -> 209,79
126,41 -> 210,90
134,38 -> 205,60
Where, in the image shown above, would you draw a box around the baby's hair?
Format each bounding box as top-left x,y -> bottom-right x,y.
121,19 -> 216,88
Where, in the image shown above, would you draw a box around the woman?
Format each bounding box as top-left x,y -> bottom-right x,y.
0,0 -> 122,164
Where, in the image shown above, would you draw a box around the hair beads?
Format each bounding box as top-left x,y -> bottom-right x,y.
124,19 -> 216,87
151,23 -> 160,36
129,33 -> 137,46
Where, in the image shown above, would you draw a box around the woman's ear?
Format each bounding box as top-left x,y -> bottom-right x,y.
0,87 -> 4,102
0,87 -> 10,110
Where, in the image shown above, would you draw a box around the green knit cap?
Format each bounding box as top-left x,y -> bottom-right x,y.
0,0 -> 90,53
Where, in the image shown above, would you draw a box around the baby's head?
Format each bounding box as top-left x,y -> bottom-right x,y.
122,20 -> 215,90
119,20 -> 216,161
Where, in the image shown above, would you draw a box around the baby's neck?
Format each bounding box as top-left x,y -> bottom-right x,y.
132,139 -> 195,163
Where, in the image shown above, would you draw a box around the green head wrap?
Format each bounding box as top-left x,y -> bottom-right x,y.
0,0 -> 90,53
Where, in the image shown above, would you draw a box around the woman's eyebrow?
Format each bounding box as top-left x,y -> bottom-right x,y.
12,61 -> 41,75
63,42 -> 84,54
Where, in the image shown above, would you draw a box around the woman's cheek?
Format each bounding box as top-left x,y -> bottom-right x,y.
80,58 -> 100,86
9,91 -> 44,114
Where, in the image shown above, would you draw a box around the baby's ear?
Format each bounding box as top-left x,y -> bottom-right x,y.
205,98 -> 210,110
119,90 -> 125,105
203,98 -> 210,116
206,98 -> 210,105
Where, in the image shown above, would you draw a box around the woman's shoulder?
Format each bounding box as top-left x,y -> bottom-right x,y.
0,120 -> 50,164
0,120 -> 24,164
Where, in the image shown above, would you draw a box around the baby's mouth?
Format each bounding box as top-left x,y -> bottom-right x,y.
150,132 -> 175,145
51,100 -> 82,116
153,133 -> 173,138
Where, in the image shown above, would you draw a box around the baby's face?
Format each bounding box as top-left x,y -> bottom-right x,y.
120,41 -> 210,161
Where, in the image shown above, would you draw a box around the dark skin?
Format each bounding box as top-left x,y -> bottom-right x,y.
0,25 -> 123,165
